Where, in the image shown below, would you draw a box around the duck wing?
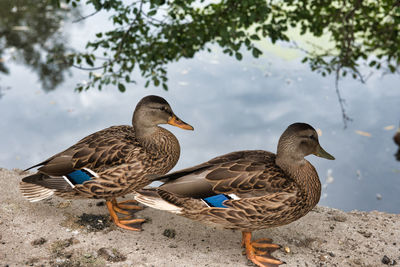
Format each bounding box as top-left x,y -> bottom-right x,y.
158,150 -> 294,199
25,126 -> 138,176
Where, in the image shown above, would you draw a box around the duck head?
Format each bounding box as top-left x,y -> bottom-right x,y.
132,95 -> 194,136
277,123 -> 335,164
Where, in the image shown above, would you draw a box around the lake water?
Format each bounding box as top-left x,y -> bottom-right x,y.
1,5 -> 399,213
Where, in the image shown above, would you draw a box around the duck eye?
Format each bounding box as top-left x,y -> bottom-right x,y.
309,135 -> 315,140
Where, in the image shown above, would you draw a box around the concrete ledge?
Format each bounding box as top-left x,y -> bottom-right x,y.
1,168 -> 399,266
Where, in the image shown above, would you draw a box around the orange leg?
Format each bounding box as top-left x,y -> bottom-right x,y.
241,231 -> 284,267
106,200 -> 145,231
112,206 -> 132,215
111,198 -> 143,211
113,198 -> 143,211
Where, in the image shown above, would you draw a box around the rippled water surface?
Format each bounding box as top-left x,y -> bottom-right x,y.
1,6 -> 399,213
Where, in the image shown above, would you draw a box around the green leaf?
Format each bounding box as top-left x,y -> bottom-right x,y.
51,0 -> 61,8
118,83 -> 126,92
252,47 -> 262,58
85,56 -> 94,67
162,83 -> 168,91
154,78 -> 160,86
250,34 -> 260,41
235,52 -> 243,61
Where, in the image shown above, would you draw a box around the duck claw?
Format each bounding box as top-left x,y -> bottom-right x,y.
114,199 -> 143,210
242,231 -> 284,267
112,198 -> 143,212
106,199 -> 146,231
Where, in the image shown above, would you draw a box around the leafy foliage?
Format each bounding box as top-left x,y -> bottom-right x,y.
0,0 -> 77,91
52,0 -> 399,92
285,0 -> 400,78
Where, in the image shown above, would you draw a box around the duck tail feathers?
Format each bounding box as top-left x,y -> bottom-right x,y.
20,182 -> 54,202
20,173 -> 57,202
134,189 -> 182,214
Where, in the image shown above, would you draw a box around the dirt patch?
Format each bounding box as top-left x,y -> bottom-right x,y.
97,247 -> 127,262
25,257 -> 40,266
76,213 -> 111,232
50,237 -> 80,258
48,237 -> 107,267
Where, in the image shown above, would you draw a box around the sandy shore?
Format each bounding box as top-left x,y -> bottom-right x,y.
0,168 -> 399,267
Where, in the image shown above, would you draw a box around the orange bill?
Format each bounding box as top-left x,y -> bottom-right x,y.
168,115 -> 194,130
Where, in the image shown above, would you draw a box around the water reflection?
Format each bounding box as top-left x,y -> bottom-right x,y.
0,0 -> 78,91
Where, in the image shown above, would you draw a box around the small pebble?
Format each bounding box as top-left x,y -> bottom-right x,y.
382,255 -> 390,265
31,237 -> 47,246
319,255 -> 328,261
381,255 -> 397,265
57,201 -> 71,209
357,230 -> 372,238
332,215 -> 347,222
96,201 -> 106,206
163,229 -> 176,238
98,247 -> 127,262
284,246 -> 291,253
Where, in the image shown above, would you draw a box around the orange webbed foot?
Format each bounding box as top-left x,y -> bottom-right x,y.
242,231 -> 285,267
106,199 -> 145,231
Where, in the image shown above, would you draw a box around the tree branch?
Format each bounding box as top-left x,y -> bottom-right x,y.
335,66 -> 352,129
72,10 -> 100,23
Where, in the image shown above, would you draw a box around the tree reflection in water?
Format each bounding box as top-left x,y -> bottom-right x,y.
0,0 -> 79,92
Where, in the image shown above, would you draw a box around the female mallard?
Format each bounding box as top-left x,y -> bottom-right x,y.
135,123 -> 334,266
20,95 -> 193,231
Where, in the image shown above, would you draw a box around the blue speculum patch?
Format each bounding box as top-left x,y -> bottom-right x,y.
203,194 -> 231,208
65,169 -> 93,185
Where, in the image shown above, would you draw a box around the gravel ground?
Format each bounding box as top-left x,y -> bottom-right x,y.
1,168 -> 399,267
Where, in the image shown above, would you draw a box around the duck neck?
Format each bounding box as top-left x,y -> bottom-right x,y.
135,125 -> 181,170
276,154 -> 321,209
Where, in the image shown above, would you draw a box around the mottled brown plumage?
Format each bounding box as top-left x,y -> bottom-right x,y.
20,95 -> 193,231
135,123 -> 334,266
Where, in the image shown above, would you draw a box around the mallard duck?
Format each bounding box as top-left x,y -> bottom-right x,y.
134,123 -> 334,266
394,127 -> 400,146
394,126 -> 400,160
20,95 -> 193,231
